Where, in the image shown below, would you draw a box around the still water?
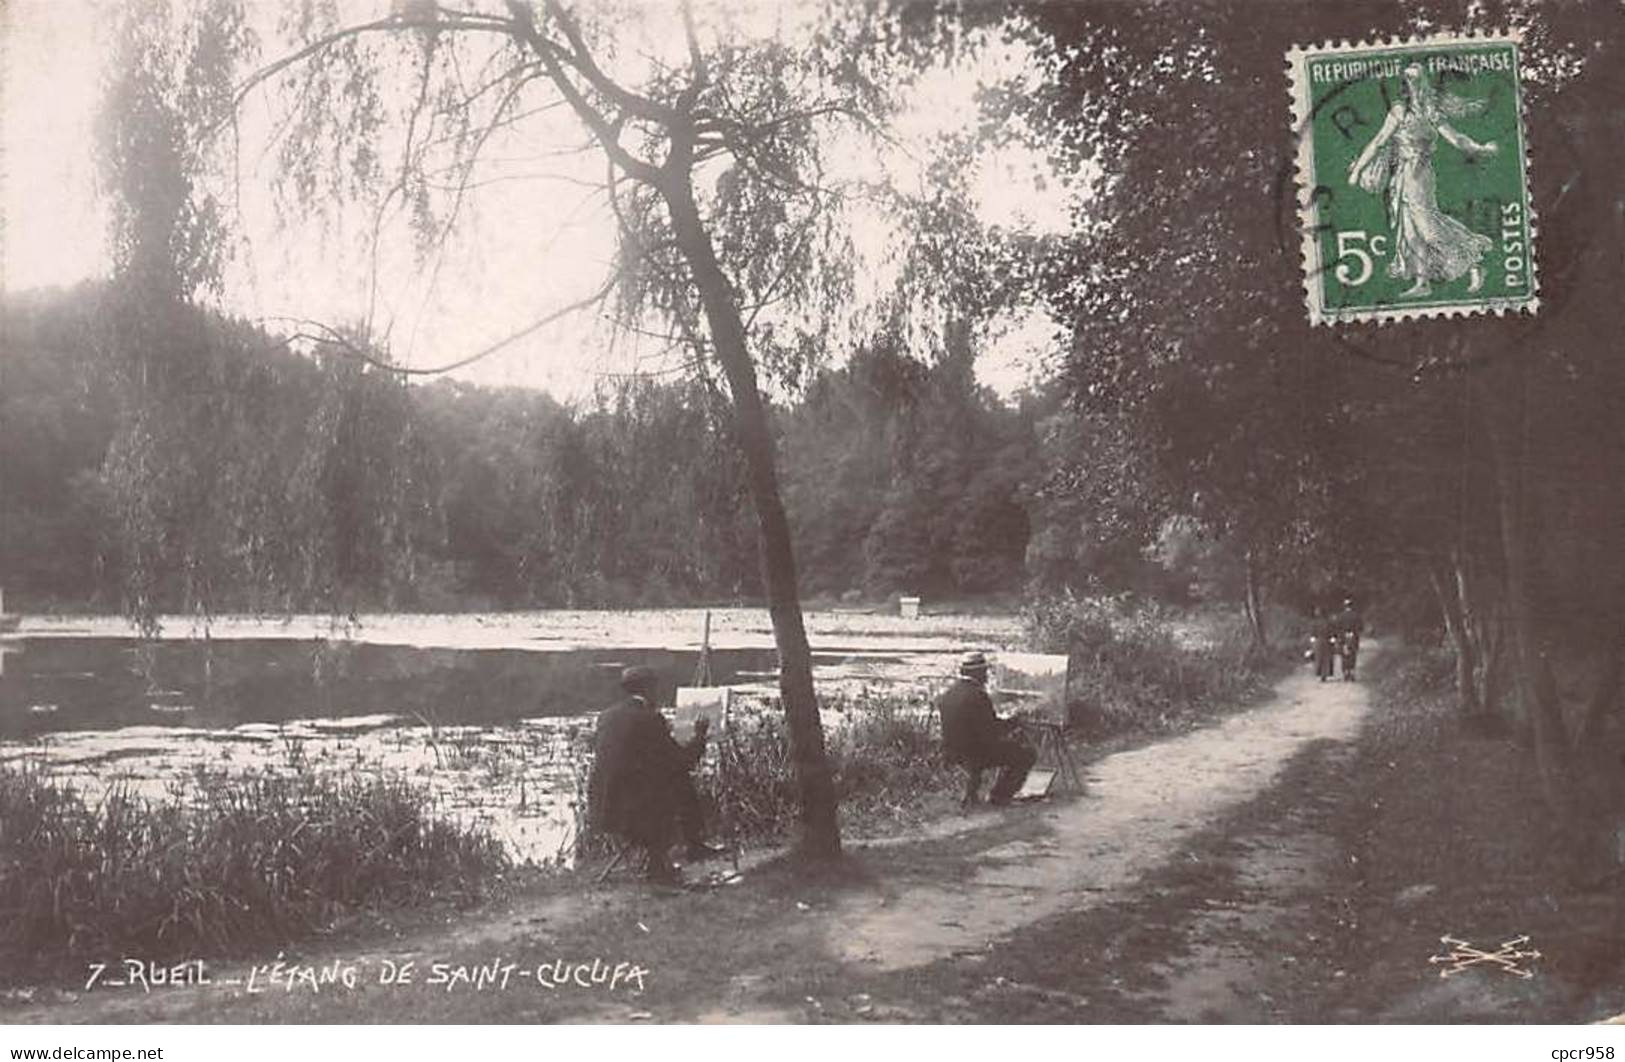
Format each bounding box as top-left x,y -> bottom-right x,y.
0,636 -> 909,865
0,637 -> 854,740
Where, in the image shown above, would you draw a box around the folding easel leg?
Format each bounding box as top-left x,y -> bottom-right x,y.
1058,744 -> 1084,792
596,843 -> 629,884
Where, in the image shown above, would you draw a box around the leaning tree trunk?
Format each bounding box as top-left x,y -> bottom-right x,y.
1431,559 -> 1483,721
663,181 -> 841,859
1482,367 -> 1576,825
1242,546 -> 1268,648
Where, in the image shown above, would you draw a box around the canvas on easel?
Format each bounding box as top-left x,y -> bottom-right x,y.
673,685 -> 730,740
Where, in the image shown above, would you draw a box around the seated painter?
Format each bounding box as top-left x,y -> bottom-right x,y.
588,666 -> 727,884
937,652 -> 1037,806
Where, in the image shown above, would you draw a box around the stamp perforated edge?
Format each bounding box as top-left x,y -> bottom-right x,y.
1286,29 -> 1541,326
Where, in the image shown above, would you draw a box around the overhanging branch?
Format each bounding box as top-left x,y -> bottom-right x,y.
227,13 -> 518,121
264,276 -> 615,377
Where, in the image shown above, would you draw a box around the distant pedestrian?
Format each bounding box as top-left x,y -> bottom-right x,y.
937,652 -> 1037,806
1310,611 -> 1336,682
1334,597 -> 1364,680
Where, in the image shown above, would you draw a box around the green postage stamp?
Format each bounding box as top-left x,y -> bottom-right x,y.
1288,32 -> 1537,324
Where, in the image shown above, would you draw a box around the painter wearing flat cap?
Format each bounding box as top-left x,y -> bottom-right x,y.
937,652 -> 1036,806
588,666 -> 724,884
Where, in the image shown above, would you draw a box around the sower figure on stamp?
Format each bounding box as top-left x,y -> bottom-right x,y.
938,652 -> 1036,807
1347,63 -> 1499,299
588,666 -> 727,885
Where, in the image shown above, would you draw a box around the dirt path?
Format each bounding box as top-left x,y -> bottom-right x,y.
825,665 -> 1369,973
11,658 -> 1373,1024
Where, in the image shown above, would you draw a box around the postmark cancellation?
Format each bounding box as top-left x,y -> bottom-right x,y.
1288,32 -> 1537,325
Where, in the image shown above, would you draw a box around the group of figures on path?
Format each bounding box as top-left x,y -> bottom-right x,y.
1309,598 -> 1365,682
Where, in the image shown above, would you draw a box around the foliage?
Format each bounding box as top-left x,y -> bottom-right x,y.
94,0 -> 1046,860
711,689 -> 954,841
0,764 -> 510,980
1026,592 -> 1277,738
1374,645 -> 1459,709
1015,0 -> 1625,835
3,284 -> 1065,612
569,690 -> 958,854
780,341 -> 1038,599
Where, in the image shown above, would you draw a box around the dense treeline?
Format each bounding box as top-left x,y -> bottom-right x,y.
1014,0 -> 1625,866
1,283 -> 1085,613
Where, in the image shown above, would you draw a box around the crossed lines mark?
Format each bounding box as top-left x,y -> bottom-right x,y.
1427,934 -> 1542,980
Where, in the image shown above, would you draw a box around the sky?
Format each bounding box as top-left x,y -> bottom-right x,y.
1,0 -> 1077,404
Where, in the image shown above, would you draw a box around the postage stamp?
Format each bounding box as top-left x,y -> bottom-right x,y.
1287,32 -> 1537,325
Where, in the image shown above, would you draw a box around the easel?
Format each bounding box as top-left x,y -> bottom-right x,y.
1018,719 -> 1085,793
1015,652 -> 1085,793
683,610 -> 742,880
693,610 -> 713,686
594,837 -> 638,884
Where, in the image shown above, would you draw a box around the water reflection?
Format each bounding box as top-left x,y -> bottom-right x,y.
0,635 -> 938,866
0,638 -> 832,739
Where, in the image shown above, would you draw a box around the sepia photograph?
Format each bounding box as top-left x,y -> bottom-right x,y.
0,0 -> 1622,1044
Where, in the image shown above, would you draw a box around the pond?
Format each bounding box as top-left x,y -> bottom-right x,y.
0,610 -> 1050,865
0,632 -> 953,867
0,637 -> 865,739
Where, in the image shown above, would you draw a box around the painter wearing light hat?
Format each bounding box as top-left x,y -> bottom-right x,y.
938,649 -> 1035,806
959,651 -> 992,680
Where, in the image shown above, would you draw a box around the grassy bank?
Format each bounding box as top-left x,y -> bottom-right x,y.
1332,645 -> 1625,1020
1025,592 -> 1285,739
0,767 -> 511,983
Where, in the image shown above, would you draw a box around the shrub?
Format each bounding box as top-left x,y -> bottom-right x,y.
570,689 -> 958,853
710,691 -> 957,841
1374,645 -> 1457,705
0,765 -> 510,980
1026,591 -> 1279,739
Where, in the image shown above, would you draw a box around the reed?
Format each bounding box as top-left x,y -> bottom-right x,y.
0,764 -> 510,980
1026,592 -> 1279,738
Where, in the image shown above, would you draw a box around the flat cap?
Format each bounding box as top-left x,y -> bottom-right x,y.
620,665 -> 658,692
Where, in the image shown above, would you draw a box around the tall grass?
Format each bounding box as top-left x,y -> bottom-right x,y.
570,690 -> 957,855
713,689 -> 951,841
0,765 -> 510,980
1025,591 -> 1280,738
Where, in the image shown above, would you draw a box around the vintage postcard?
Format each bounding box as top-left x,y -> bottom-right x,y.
3,0 -> 1622,1050
1289,33 -> 1538,324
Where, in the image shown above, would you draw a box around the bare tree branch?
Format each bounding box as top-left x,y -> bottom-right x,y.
404,68 -> 546,359
227,13 -> 517,122
536,0 -> 678,125
677,0 -> 708,113
261,277 -> 615,377
502,0 -> 666,186
424,170 -> 605,192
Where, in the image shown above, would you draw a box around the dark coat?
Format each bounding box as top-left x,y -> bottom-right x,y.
1311,618 -> 1337,678
1333,607 -> 1364,640
938,677 -> 1008,764
588,696 -> 702,840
